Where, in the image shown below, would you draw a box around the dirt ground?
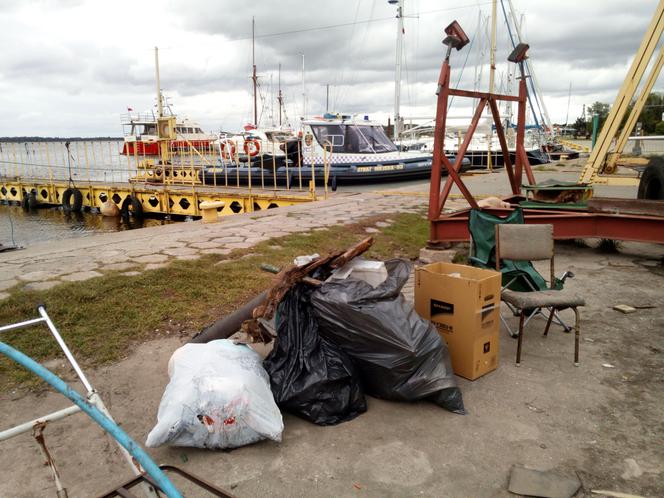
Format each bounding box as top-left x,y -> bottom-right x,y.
0,237 -> 662,497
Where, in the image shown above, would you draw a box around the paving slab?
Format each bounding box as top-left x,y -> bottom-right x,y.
188,241 -> 221,249
0,292 -> 8,301
17,270 -> 60,282
144,262 -> 170,271
101,262 -> 138,272
162,247 -> 198,257
132,254 -> 169,264
0,279 -> 18,292
24,281 -> 60,292
61,270 -> 103,282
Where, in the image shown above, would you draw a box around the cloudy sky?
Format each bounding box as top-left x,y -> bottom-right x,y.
0,0 -> 661,136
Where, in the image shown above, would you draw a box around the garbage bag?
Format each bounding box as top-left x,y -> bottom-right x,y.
146,339 -> 283,449
263,284 -> 367,425
311,259 -> 465,414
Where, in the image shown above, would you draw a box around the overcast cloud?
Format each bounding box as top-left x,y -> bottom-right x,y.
0,0 -> 660,136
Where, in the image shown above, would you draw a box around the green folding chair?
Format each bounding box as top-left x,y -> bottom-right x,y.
468,208 -> 572,337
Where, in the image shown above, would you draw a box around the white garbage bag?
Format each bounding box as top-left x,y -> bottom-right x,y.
146,339 -> 283,449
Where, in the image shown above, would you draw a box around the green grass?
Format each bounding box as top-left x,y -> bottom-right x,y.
0,212 -> 429,390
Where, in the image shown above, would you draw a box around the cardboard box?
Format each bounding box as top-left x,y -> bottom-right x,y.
415,262 -> 501,380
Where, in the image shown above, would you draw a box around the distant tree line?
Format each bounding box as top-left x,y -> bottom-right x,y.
0,136 -> 122,142
572,92 -> 664,137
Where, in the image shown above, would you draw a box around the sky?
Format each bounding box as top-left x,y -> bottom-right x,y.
0,0 -> 661,137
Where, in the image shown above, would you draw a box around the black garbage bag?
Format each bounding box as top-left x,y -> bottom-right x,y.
311,259 -> 465,414
263,284 -> 367,425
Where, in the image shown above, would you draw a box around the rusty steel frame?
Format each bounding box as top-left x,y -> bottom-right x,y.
428,55 -> 535,223
427,45 -> 664,245
428,205 -> 664,245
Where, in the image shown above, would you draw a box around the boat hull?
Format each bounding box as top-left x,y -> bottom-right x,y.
203,155 -> 470,187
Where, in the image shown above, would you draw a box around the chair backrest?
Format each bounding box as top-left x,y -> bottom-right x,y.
496,224 -> 554,263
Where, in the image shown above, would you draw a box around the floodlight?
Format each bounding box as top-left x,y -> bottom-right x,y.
443,21 -> 469,51
508,43 -> 530,63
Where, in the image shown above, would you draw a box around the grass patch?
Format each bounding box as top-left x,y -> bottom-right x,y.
0,212 -> 429,390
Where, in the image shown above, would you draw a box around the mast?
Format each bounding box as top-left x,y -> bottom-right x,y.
488,0 -> 497,170
506,0 -> 552,131
154,46 -> 163,118
391,0 -> 404,139
488,0 -> 497,94
301,54 -> 306,120
277,63 -> 283,127
252,17 -> 258,127
326,84 -> 330,113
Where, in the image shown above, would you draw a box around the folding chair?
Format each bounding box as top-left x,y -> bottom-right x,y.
468,208 -> 573,337
495,224 -> 585,366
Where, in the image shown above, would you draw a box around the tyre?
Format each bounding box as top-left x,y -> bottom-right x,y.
637,157 -> 664,200
121,194 -> 144,218
62,188 -> 83,212
330,175 -> 338,192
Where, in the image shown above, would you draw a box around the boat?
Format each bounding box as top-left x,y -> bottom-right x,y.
398,123 -> 550,167
204,114 -> 469,188
214,124 -> 295,165
120,112 -> 215,156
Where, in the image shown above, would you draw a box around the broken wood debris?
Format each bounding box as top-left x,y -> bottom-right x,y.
243,237 -> 374,342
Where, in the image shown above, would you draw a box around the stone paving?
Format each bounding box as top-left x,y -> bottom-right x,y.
0,192 -> 467,300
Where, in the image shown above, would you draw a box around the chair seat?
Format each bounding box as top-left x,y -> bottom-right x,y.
502,288 -> 585,310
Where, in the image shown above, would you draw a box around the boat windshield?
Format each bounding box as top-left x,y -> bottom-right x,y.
310,124 -> 397,154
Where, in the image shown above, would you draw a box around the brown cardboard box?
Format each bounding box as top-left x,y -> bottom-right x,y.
415,262 -> 501,380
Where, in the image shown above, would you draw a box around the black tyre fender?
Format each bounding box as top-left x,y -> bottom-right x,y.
330,174 -> 338,192
121,194 -> 144,218
637,157 -> 664,200
62,188 -> 83,212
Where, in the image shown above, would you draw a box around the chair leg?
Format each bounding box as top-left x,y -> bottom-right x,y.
573,307 -> 580,366
543,308 -> 555,336
516,311 -> 525,366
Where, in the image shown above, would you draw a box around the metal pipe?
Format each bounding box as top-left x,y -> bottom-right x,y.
189,291 -> 267,344
0,316 -> 46,333
38,306 -> 93,393
0,340 -> 183,498
0,405 -> 81,442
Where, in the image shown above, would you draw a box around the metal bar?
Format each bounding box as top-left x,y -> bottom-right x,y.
588,197 -> 664,217
38,306 -> 93,393
429,207 -> 664,243
428,59 -> 451,221
0,340 -> 183,498
488,98 -> 517,193
437,98 -> 486,212
0,405 -> 81,442
0,316 -> 46,333
448,88 -> 520,101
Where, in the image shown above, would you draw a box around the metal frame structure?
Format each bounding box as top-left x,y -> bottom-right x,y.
579,0 -> 664,184
0,306 -> 236,498
428,22 -> 664,245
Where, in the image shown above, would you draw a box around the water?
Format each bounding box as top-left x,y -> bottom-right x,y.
0,204 -> 172,248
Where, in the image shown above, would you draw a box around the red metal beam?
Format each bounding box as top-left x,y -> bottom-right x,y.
429,207 -> 664,244
488,98 -> 517,194
449,88 -> 520,102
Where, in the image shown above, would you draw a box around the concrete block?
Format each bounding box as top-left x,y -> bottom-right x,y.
419,248 -> 457,264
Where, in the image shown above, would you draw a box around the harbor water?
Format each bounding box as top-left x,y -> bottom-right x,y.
0,139 -> 174,248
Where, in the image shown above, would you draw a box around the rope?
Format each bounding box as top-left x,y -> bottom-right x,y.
499,0 -> 541,128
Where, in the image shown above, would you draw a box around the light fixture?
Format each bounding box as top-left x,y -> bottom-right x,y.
443,21 -> 469,51
508,43 -> 530,63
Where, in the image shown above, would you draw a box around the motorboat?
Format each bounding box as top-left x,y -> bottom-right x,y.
204,114 -> 469,188
121,112 -> 215,156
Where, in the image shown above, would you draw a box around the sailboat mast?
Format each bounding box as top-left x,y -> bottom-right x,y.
277,63 -> 283,127
393,0 -> 404,139
301,54 -> 306,120
154,46 -> 163,118
488,0 -> 497,94
252,17 -> 258,126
